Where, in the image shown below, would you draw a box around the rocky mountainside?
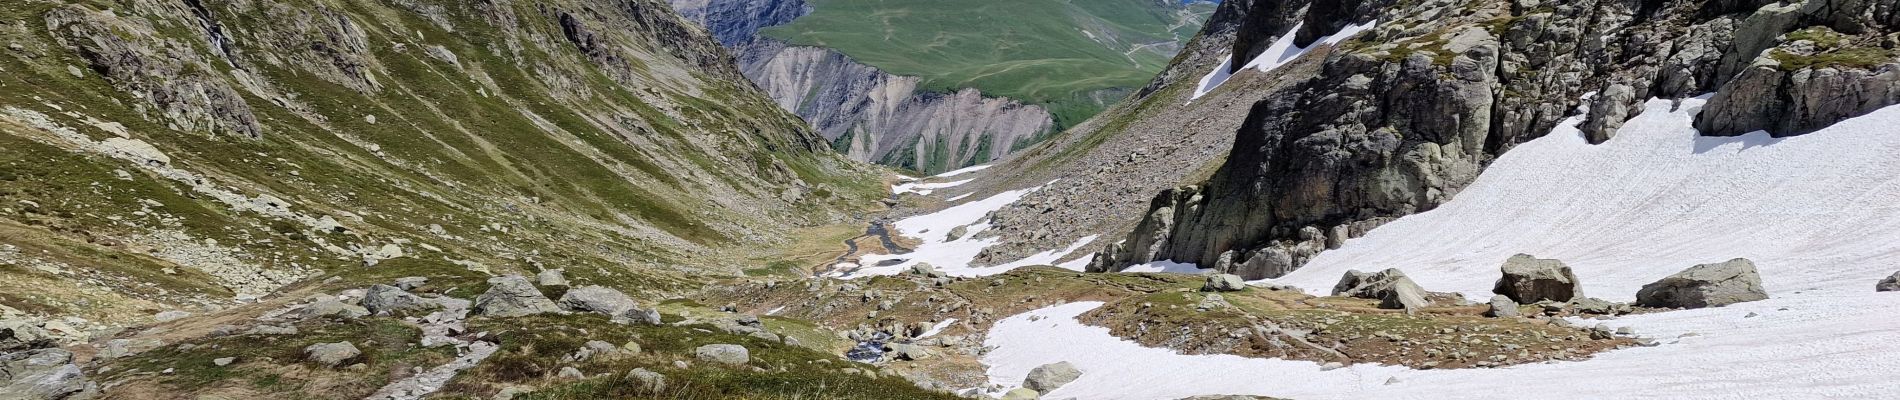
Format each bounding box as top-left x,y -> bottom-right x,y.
1089,0 -> 1900,279
673,0 -> 1211,173
0,0 -> 911,398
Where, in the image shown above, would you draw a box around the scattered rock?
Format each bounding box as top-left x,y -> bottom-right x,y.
154,310 -> 192,322
1877,271 -> 1900,292
557,285 -> 635,315
99,338 -> 162,359
0,348 -> 96,400
626,368 -> 666,392
294,300 -> 370,320
1485,295 -> 1520,318
556,366 -> 584,379
612,307 -> 663,326
212,357 -> 235,366
694,344 -> 749,365
537,269 -> 568,287
473,275 -> 561,317
1492,254 -> 1583,303
303,341 -> 361,367
1635,258 -> 1769,309
1202,274 -> 1247,292
1022,361 -> 1082,393
246,324 -> 298,336
1570,297 -> 1625,315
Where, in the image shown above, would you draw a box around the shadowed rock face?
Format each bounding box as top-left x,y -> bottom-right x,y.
1095,0 -> 1900,279
733,40 -> 1055,172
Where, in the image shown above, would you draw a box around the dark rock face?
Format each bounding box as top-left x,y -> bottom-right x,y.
668,0 -> 811,46
1097,0 -> 1900,278
1636,258 -> 1769,308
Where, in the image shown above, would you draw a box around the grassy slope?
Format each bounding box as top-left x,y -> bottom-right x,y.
761,0 -> 1211,126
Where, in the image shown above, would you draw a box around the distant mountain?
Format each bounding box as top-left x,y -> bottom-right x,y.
675,0 -> 1212,173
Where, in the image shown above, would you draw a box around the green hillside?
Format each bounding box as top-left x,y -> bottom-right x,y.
761,0 -> 1212,126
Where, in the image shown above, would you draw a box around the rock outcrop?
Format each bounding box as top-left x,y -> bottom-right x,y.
1636,258 -> 1770,309
1878,271 -> 1900,292
694,344 -> 749,365
1333,268 -> 1431,312
1097,0 -> 1900,279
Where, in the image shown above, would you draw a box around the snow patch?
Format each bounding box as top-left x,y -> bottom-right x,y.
919,318 -> 959,338
836,185 -> 1096,278
893,178 -> 973,196
983,99 -> 1900,398
1191,21 -> 1377,100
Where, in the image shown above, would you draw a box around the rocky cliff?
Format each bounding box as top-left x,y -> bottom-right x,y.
0,0 -> 880,356
1092,0 -> 1900,279
671,0 -> 1064,173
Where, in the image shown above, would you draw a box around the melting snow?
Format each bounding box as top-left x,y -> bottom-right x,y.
839,182 -> 1096,278
1191,21 -> 1377,100
934,164 -> 993,178
982,98 -> 1900,398
919,318 -> 960,338
893,178 -> 973,195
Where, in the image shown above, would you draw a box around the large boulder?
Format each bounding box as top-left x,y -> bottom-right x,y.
1001,388 -> 1040,400
1332,268 -> 1433,311
1022,361 -> 1082,393
1202,274 -> 1247,292
1491,254 -> 1583,303
473,275 -> 561,317
1877,271 -> 1900,292
0,348 -> 95,400
557,285 -> 635,315
1635,258 -> 1769,309
694,344 -> 749,365
361,284 -> 430,315
303,341 -> 361,367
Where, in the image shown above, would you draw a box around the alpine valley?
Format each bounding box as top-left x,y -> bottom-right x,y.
4,0 -> 1900,399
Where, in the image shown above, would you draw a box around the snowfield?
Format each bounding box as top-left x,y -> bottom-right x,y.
980,98 -> 1900,399
1191,21 -> 1377,100
838,181 -> 1097,278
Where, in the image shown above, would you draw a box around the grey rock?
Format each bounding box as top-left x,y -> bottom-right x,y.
626,368 -> 666,392
294,300 -> 370,320
1570,297 -> 1621,315
473,275 -> 561,317
1334,269 -> 1433,312
537,269 -> 569,287
303,341 -> 361,367
1022,361 -> 1081,393
556,366 -> 584,379
0,348 -> 95,400
362,284 -> 430,315
612,307 -> 663,326
99,338 -> 162,359
1484,295 -> 1520,318
1878,271 -> 1900,292
154,310 -> 192,322
910,263 -> 945,278
0,321 -> 55,351
1492,254 -> 1583,303
557,285 -> 636,315
1001,388 -> 1040,400
212,357 -> 235,366
694,344 -> 749,365
1202,273 -> 1247,292
884,343 -> 931,360
246,324 -> 298,336
1636,258 -> 1769,309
